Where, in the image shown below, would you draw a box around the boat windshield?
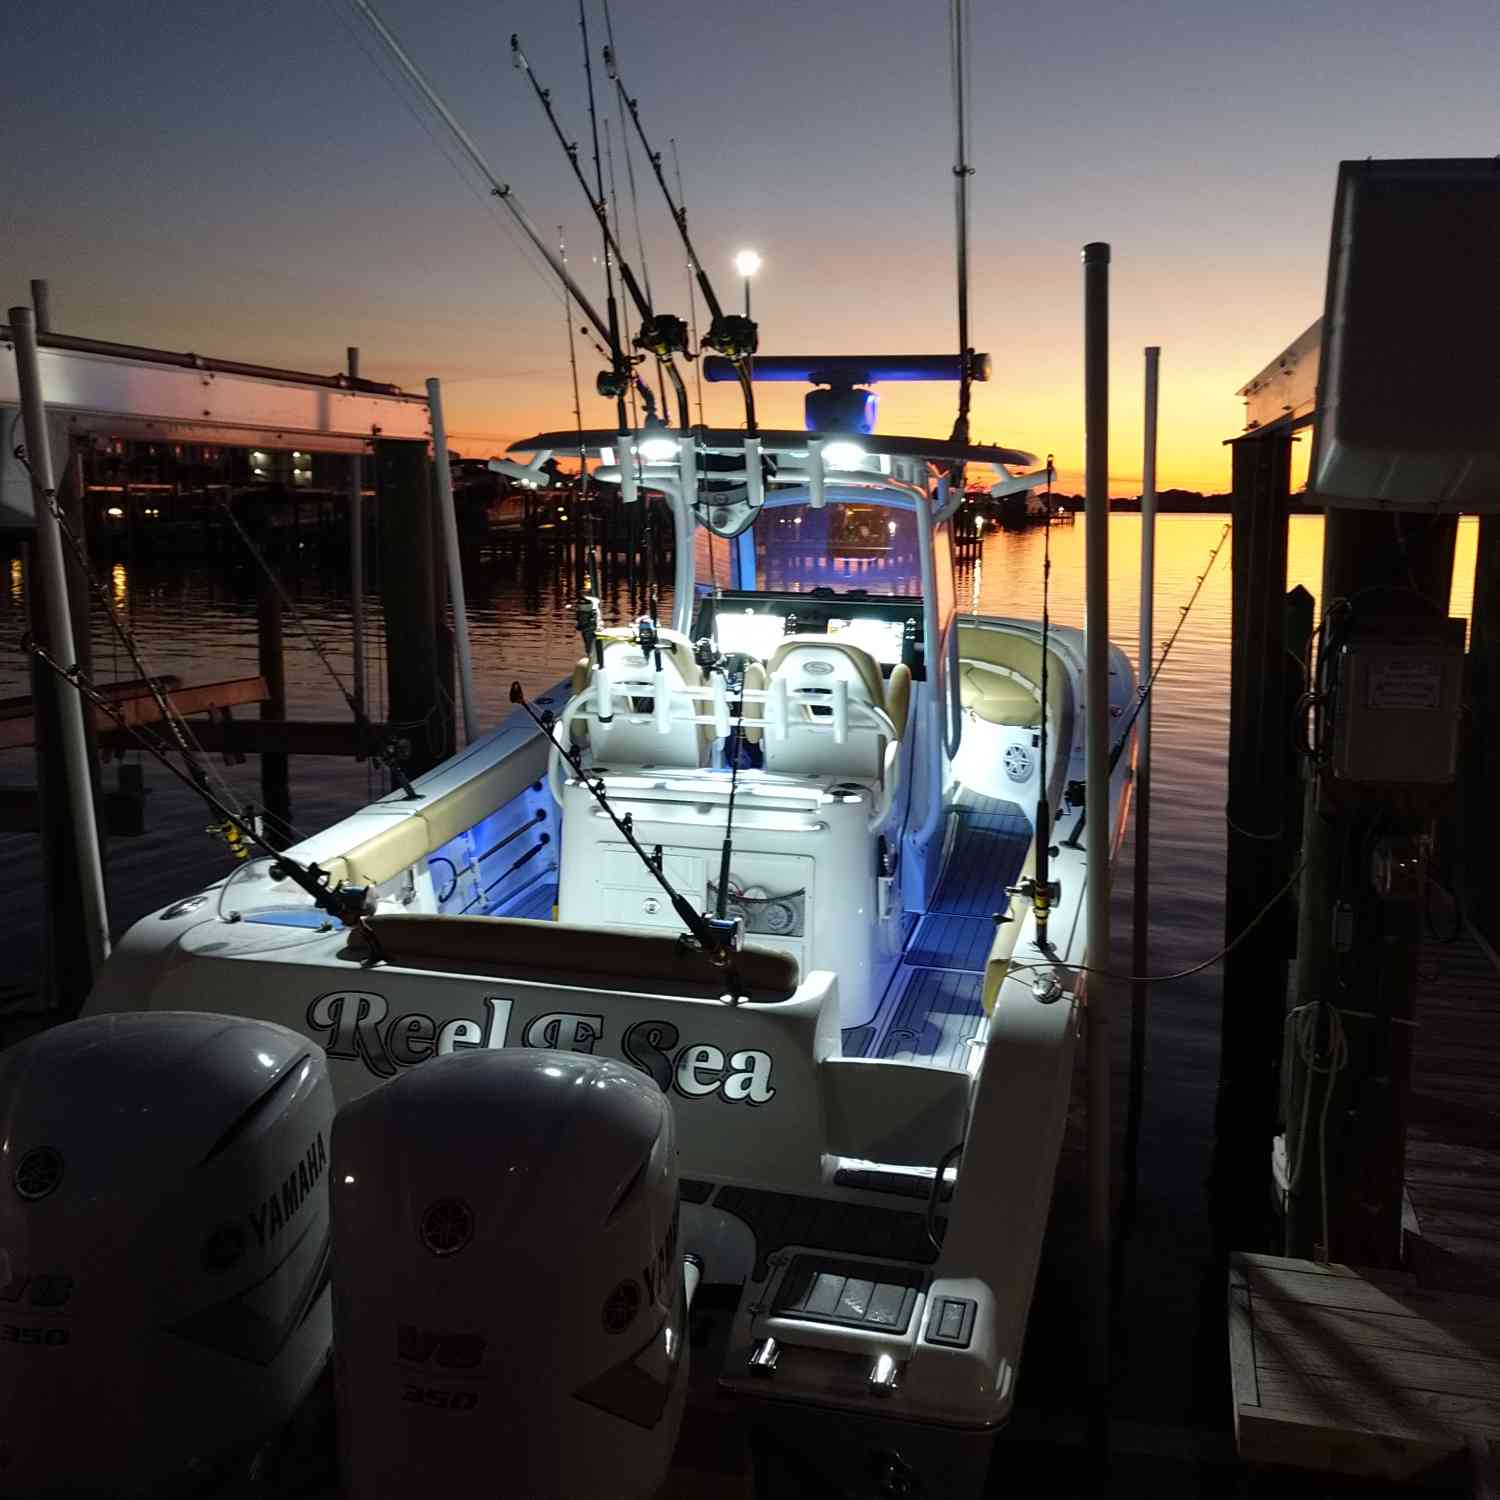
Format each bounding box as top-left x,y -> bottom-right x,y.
753,502 -> 923,596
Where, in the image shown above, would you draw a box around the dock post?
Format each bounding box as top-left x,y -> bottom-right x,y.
1081,242 -> 1113,1422
347,347 -> 368,726
1123,347 -> 1160,1239
256,572 -> 290,845
10,304 -> 110,994
1212,428 -> 1294,1250
375,437 -> 443,781
1284,508 -> 1457,1266
427,377 -> 478,745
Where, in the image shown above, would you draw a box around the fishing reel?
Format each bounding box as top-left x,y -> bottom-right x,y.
596,367 -> 631,400
704,313 -> 758,361
636,314 -> 691,360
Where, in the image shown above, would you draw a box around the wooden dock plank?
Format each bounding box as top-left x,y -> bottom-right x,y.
1229,1252 -> 1500,1481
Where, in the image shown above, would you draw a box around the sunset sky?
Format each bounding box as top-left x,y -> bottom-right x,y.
4,0 -> 1496,493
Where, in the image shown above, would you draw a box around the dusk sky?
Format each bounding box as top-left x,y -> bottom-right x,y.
4,0 -> 1496,493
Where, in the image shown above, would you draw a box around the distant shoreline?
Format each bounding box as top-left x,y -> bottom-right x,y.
1047,491 -> 1320,515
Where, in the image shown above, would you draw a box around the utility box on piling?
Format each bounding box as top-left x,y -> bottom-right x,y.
1312,158 -> 1500,510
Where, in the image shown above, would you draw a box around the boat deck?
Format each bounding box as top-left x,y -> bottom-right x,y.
843,793 -> 1031,1066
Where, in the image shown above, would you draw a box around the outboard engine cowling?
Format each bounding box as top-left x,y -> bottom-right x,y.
332,1048 -> 686,1499
0,1012 -> 334,1497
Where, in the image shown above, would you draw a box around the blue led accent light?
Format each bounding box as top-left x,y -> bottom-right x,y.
704,354 -> 990,384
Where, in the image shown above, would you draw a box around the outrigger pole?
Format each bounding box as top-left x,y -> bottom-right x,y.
947,0 -> 976,479
511,35 -> 690,430
346,0 -> 631,427
603,46 -> 760,436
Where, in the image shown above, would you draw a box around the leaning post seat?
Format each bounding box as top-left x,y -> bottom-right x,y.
570,627 -> 710,768
760,635 -> 909,780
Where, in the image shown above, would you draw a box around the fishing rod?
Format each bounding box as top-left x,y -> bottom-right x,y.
714,668 -> 746,923
560,226 -> 606,666
669,138 -> 707,426
1061,519 -> 1232,849
24,639 -> 373,926
511,33 -> 691,430
602,45 -> 759,435
345,0 -> 633,427
508,682 -> 738,970
1010,457 -> 1059,945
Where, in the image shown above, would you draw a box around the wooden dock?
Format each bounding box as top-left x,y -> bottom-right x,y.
1230,1253 -> 1500,1484
1228,915 -> 1500,1490
1404,921 -> 1500,1300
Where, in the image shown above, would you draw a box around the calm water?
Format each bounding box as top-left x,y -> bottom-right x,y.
1,514 -> 1480,970
0,512 -> 1482,1425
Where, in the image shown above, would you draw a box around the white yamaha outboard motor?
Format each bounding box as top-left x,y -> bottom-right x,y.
332,1049 -> 688,1499
0,1012 -> 334,1497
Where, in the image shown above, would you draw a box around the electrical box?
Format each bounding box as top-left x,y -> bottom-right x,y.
1328,624 -> 1465,783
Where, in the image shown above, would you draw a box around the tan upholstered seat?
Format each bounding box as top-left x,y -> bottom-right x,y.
356,914 -> 800,1002
766,635 -> 887,706
959,660 -> 1042,727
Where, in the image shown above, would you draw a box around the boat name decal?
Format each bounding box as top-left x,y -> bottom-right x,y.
248,1131 -> 327,1252
306,992 -> 775,1105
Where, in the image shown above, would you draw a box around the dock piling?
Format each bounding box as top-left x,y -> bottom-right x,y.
256,572 -> 290,845
1213,427 -> 1295,1250
10,303 -> 110,995
376,437 -> 443,781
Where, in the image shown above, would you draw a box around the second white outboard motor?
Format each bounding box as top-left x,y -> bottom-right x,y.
0,1012 -> 334,1497
332,1049 -> 688,1499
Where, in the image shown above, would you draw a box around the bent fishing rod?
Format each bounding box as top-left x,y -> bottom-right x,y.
508,682 -> 740,975
603,45 -> 759,436
345,0 -> 634,431
24,639 -> 374,927
1060,519 -> 1232,848
512,33 -> 692,431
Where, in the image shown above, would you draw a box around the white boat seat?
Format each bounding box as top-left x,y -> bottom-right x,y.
761,636 -> 904,780
355,913 -> 800,1002
573,627 -> 709,768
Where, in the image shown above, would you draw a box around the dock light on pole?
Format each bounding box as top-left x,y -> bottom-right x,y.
734,249 -> 761,318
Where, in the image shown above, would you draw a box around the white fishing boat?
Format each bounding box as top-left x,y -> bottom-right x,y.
76,0 -> 1136,1488
87,396 -> 1134,1489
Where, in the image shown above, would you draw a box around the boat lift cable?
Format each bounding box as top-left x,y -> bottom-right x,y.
603,46 -> 759,435
23,639 -> 374,926
947,0 -> 976,472
1061,519 -> 1231,848
345,0 -> 630,419
214,497 -> 419,802
508,682 -> 738,971
510,33 -> 691,430
669,139 -> 707,426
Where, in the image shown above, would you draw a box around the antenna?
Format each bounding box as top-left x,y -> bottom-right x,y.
345,0 -> 628,407
603,45 -> 759,434
948,0 -> 976,473
511,32 -> 691,429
